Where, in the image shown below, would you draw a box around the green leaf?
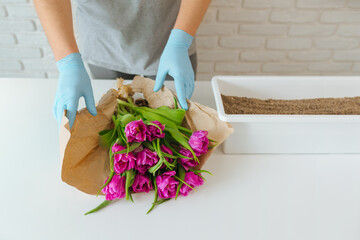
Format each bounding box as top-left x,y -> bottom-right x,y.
113,142 -> 142,154
108,141 -> 117,172
161,152 -> 178,159
151,198 -> 171,206
151,105 -> 186,125
84,200 -> 112,215
125,169 -> 135,202
157,106 -> 170,110
143,141 -> 155,151
157,138 -> 172,167
148,158 -> 164,174
133,106 -> 185,126
116,126 -> 129,150
188,169 -> 212,181
154,108 -> 185,125
162,157 -> 175,169
181,133 -> 190,140
175,165 -> 186,200
165,125 -> 198,163
195,172 -> 206,181
115,137 -> 125,146
148,140 -> 164,174
191,169 -> 213,176
177,125 -> 193,135
98,129 -> 117,149
173,96 -> 178,109
113,117 -> 123,132
174,175 -> 196,192
133,108 -> 173,125
118,114 -> 136,126
208,143 -> 219,149
163,138 -> 192,160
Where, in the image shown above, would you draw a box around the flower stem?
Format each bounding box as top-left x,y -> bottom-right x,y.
177,125 -> 193,135
117,99 -> 135,108
147,177 -> 158,214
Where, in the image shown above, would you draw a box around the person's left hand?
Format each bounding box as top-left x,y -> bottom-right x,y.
153,29 -> 194,110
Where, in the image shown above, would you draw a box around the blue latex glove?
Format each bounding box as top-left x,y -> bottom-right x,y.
153,29 -> 195,110
53,52 -> 97,129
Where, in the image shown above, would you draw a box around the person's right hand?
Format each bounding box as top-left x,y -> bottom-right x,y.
53,52 -> 97,129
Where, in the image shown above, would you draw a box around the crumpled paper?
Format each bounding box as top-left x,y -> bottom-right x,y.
60,76 -> 233,195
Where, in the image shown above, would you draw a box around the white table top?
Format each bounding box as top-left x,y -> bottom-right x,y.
1,78 -> 360,240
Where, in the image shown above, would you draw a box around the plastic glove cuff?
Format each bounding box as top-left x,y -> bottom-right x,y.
56,52 -> 84,71
168,29 -> 193,49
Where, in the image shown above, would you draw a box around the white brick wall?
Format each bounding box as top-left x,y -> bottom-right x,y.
0,0 -> 54,78
1,0 -> 360,79
196,0 -> 360,78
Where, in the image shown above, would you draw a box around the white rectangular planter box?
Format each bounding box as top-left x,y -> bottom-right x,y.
212,76 -> 360,154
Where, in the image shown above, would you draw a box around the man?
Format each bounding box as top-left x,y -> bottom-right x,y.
34,0 -> 210,129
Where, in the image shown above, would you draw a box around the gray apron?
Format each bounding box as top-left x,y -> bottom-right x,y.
76,0 -> 197,76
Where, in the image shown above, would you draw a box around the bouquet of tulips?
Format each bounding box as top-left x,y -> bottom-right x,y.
59,76 -> 233,215
85,93 -> 214,214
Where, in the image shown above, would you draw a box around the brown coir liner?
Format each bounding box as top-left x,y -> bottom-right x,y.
221,94 -> 360,115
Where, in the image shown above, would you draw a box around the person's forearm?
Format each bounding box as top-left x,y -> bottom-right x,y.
34,0 -> 78,61
173,0 -> 211,36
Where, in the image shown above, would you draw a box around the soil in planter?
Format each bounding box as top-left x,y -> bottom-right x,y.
221,94 -> 360,115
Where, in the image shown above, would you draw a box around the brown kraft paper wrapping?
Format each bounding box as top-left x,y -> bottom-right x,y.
60,76 -> 234,195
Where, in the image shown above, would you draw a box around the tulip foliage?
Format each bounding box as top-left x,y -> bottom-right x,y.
85,97 -> 214,215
